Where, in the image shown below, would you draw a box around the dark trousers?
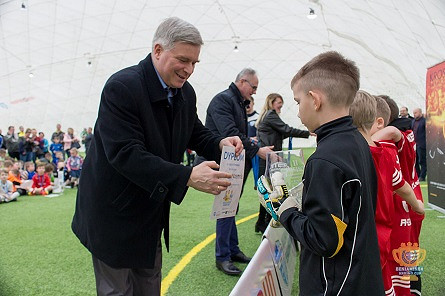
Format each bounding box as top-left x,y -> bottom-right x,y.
92,241 -> 162,296
215,158 -> 252,262
415,147 -> 427,180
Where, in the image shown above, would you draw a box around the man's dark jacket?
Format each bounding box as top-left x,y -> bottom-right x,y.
71,54 -> 222,269
412,116 -> 426,149
205,83 -> 259,159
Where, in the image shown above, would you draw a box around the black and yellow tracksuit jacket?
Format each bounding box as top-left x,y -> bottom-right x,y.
280,116 -> 384,296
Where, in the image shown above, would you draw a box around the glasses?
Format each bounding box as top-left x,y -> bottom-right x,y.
243,79 -> 258,91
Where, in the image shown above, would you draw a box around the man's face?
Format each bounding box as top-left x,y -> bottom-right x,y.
56,124 -> 61,131
292,81 -> 318,132
399,107 -> 408,117
153,42 -> 200,88
8,127 -> 14,134
238,75 -> 258,99
413,109 -> 422,119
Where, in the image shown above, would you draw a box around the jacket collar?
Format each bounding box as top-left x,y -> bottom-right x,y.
139,54 -> 183,104
389,117 -> 412,131
314,116 -> 355,144
229,82 -> 244,104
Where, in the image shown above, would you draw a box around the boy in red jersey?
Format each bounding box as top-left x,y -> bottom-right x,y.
372,95 -> 425,296
350,91 -> 424,296
31,163 -> 53,195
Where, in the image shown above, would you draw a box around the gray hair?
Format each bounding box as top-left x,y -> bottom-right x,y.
235,68 -> 257,82
152,17 -> 203,51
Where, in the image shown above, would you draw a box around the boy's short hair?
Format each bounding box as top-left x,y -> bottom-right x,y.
1,169 -> 8,175
25,161 -> 34,169
377,95 -> 398,123
374,96 -> 391,126
4,160 -> 13,168
36,163 -> 46,169
291,51 -> 360,107
11,169 -> 20,176
0,148 -> 6,154
45,163 -> 55,173
349,90 -> 376,131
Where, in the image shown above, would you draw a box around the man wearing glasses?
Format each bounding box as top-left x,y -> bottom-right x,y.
201,68 -> 274,275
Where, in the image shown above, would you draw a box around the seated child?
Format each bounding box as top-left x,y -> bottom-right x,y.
0,148 -> 6,161
21,161 -> 36,180
0,169 -> 19,202
30,163 -> 53,195
66,148 -> 83,188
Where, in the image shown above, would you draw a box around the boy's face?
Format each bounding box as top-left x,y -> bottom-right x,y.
12,163 -> 19,170
28,164 -> 35,172
54,138 -> 60,143
292,81 -> 319,132
37,166 -> 45,175
0,172 -> 7,181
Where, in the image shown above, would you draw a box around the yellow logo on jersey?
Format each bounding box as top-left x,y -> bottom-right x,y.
392,242 -> 426,267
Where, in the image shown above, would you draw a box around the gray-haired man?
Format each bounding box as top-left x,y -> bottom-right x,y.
71,17 -> 243,295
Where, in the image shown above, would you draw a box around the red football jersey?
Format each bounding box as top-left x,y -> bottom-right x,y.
395,130 -> 424,244
371,143 -> 404,268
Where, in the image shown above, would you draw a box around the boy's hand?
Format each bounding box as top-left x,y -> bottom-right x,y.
413,201 -> 425,215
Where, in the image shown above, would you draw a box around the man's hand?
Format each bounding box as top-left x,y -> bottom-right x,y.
187,161 -> 232,195
219,136 -> 243,156
257,146 -> 274,160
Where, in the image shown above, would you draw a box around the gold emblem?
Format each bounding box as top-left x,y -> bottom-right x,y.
392,242 -> 426,267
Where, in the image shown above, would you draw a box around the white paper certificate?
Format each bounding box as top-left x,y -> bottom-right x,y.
210,146 -> 245,220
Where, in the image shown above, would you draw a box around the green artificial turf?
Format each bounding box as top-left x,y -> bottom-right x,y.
0,166 -> 444,295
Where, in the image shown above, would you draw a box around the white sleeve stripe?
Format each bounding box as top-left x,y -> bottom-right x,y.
392,170 -> 403,186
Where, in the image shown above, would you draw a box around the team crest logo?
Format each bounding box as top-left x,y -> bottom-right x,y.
392,242 -> 426,279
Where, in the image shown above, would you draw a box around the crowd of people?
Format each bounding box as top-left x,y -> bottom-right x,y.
0,124 -> 93,203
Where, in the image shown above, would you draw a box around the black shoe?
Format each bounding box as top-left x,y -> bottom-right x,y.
231,251 -> 251,263
215,260 -> 242,276
255,221 -> 267,233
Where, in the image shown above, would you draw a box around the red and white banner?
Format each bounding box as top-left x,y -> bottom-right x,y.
426,60 -> 445,213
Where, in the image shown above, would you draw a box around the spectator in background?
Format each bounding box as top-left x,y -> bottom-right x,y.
19,129 -> 35,162
50,137 -> 64,161
399,106 -> 413,119
51,123 -> 64,143
63,128 -> 80,158
32,129 -> 44,160
246,96 -> 259,141
0,148 -> 6,161
39,132 -> 49,154
412,108 -> 427,181
30,163 -> 52,195
0,169 -> 19,203
66,147 -> 83,188
18,126 -> 25,138
83,127 -> 93,154
254,93 -> 311,233
4,126 -> 20,160
0,130 -> 3,150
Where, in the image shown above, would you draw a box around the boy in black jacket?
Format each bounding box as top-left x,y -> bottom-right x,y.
278,51 -> 384,295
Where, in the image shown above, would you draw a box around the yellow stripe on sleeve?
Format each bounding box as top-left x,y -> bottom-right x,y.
330,214 -> 347,257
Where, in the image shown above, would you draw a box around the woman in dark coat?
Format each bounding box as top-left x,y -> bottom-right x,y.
255,93 -> 311,233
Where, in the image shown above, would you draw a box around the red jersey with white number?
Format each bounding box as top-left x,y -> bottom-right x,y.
396,130 -> 424,224
370,143 -> 404,269
377,141 -> 411,252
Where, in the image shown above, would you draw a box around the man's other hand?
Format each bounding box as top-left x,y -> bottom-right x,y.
187,161 -> 232,195
219,136 -> 243,156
